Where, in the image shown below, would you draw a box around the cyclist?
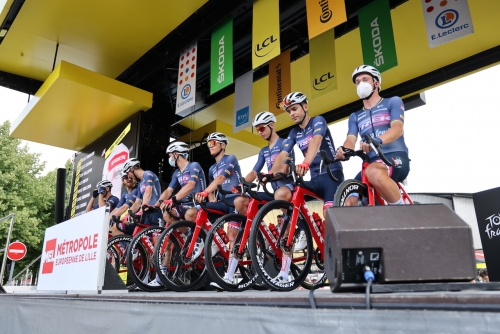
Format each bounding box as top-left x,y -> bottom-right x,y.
109,171 -> 139,236
211,112 -> 296,289
85,180 -> 119,213
123,158 -> 163,226
335,65 -> 409,206
158,141 -> 206,224
194,132 -> 242,259
266,91 -> 344,284
153,141 -> 207,283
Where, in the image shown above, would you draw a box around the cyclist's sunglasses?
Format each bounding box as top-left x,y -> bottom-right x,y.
255,125 -> 267,133
207,140 -> 221,148
122,175 -> 132,180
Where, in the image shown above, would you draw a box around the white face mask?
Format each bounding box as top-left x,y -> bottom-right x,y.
357,81 -> 375,99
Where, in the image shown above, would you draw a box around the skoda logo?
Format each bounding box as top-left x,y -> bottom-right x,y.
435,9 -> 459,29
181,84 -> 191,99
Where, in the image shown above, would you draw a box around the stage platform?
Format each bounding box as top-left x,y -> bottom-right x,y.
1,288 -> 500,333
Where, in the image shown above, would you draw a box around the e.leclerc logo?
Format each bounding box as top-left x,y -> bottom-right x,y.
435,9 -> 459,29
181,84 -> 191,99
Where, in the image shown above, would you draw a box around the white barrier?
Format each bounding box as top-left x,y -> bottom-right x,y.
37,207 -> 109,293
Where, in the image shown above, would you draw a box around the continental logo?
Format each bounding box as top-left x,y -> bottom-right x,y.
319,0 -> 333,23
255,35 -> 278,58
313,72 -> 334,91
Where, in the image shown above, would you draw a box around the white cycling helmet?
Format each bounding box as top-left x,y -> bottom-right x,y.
166,141 -> 189,154
252,111 -> 276,127
281,92 -> 308,111
207,132 -> 229,144
352,65 -> 382,89
122,158 -> 140,172
96,180 -> 113,189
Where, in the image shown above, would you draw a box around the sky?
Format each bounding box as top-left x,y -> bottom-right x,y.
1,64 -> 499,194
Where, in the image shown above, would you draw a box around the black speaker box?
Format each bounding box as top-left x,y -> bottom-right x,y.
324,204 -> 476,292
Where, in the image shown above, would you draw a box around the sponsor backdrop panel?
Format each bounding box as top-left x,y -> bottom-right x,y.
234,71 -> 253,133
176,43 -> 198,116
210,17 -> 233,95
473,187 -> 500,282
252,0 -> 281,69
306,0 -> 347,39
358,0 -> 398,73
68,114 -> 140,218
268,49 -> 291,115
309,29 -> 338,100
421,0 -> 474,48
38,207 -> 109,291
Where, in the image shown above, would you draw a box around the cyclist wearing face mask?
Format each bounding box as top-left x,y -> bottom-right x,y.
157,141 -> 207,224
85,180 -> 119,213
335,65 -> 410,205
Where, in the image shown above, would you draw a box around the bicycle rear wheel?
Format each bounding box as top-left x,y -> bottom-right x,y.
153,220 -> 207,292
334,179 -> 369,207
249,200 -> 314,292
126,226 -> 167,292
107,234 -> 135,291
205,213 -> 264,292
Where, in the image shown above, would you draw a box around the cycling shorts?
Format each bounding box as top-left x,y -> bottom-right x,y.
176,202 -> 197,217
354,151 -> 410,183
205,194 -> 237,214
143,210 -> 164,226
119,222 -> 137,235
280,171 -> 344,207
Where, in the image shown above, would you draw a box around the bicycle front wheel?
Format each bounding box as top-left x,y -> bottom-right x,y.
153,220 -> 208,292
249,200 -> 314,292
107,234 -> 135,291
126,226 -> 167,292
334,179 -> 369,207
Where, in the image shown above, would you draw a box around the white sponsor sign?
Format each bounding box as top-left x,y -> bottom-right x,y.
233,70 -> 253,133
37,207 -> 109,292
421,0 -> 474,48
102,143 -> 129,199
176,43 -> 198,117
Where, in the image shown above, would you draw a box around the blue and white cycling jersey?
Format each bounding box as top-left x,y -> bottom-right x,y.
168,162 -> 207,202
116,188 -> 139,208
347,97 -> 408,159
208,155 -> 242,193
282,116 -> 342,178
93,195 -> 119,211
137,170 -> 161,205
253,137 -> 294,189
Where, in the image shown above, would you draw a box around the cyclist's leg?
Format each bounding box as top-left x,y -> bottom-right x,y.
365,152 -> 409,205
307,171 -> 344,215
233,195 -> 250,214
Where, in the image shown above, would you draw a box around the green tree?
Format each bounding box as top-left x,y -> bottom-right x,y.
0,121 -> 71,283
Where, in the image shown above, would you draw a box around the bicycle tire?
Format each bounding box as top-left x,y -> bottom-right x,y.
107,234 -> 135,291
153,220 -> 208,292
126,226 -> 167,292
334,179 -> 369,207
249,200 -> 314,292
205,213 -> 264,292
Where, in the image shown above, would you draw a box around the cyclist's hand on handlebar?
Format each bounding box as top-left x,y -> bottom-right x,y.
359,140 -> 371,153
231,184 -> 242,194
335,146 -> 346,160
160,198 -> 173,210
195,191 -> 208,203
296,161 -> 310,177
260,173 -> 274,184
141,204 -> 154,212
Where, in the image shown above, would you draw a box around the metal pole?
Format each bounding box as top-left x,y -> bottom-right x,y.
0,214 -> 15,284
8,261 -> 15,282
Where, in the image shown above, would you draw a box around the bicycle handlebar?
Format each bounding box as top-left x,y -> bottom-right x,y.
319,151 -> 339,182
362,134 -> 392,167
217,184 -> 235,207
257,172 -> 288,197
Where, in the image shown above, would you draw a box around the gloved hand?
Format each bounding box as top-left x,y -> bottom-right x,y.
92,189 -> 99,198
98,187 -> 106,195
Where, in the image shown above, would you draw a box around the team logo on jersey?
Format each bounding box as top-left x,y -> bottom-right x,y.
400,104 -> 405,111
392,156 -> 402,168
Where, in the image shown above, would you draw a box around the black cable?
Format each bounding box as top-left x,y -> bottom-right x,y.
365,278 -> 373,310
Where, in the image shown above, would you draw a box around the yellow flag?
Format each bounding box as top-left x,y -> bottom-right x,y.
306,0 -> 347,39
252,0 -> 281,69
309,30 -> 337,99
268,49 -> 291,115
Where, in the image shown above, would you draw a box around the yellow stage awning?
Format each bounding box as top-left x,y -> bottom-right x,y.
10,61 -> 152,151
178,119 -> 266,160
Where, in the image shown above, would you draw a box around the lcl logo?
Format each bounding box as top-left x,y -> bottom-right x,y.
313,72 -> 334,91
255,35 -> 278,57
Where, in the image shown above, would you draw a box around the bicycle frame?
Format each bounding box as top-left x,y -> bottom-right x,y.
360,160 -> 413,206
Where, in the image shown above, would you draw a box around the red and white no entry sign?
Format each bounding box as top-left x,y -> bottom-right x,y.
7,241 -> 27,261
